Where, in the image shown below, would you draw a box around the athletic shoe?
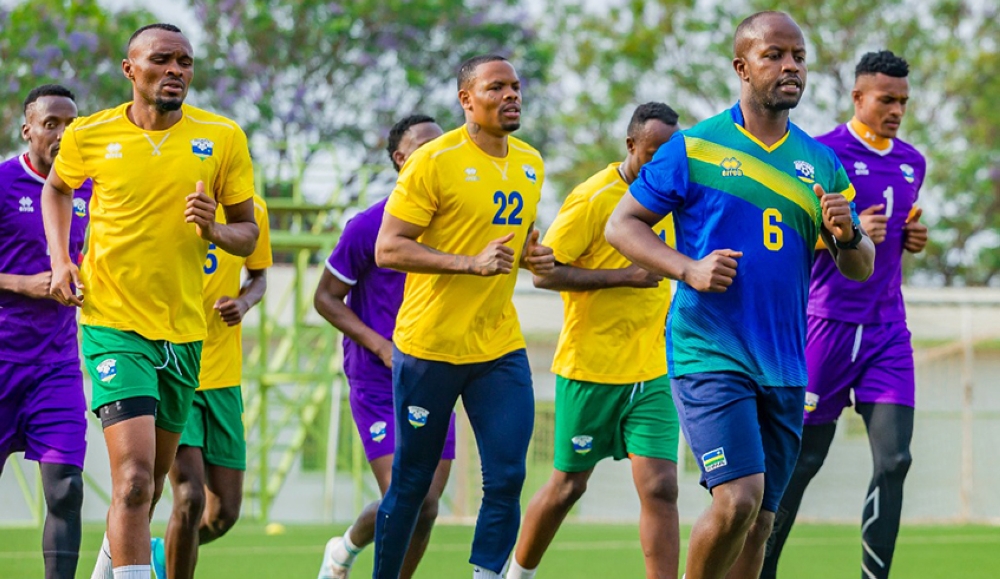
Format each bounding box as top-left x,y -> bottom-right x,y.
318,536 -> 353,579
151,537 -> 167,579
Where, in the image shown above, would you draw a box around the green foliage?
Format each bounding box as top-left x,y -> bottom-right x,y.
0,0 -> 154,154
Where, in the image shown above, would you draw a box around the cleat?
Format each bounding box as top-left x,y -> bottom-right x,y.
318,536 -> 353,579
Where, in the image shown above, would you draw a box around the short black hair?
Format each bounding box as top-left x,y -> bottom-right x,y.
128,23 -> 183,51
387,114 -> 437,171
627,102 -> 679,138
855,50 -> 909,79
23,84 -> 75,115
457,54 -> 508,91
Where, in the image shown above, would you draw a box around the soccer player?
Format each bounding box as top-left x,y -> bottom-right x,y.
761,50 -> 927,579
372,55 -> 555,579
507,102 -> 682,579
156,194 -> 272,579
605,12 -> 875,579
41,23 -> 259,579
0,84 -> 90,579
315,114 -> 451,579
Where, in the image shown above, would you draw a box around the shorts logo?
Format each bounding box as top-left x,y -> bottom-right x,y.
571,435 -> 593,455
900,163 -> 915,183
369,421 -> 387,442
720,157 -> 743,177
702,447 -> 727,472
794,160 -> 816,184
96,358 -> 117,383
523,164 -> 537,184
407,406 -> 429,428
73,197 -> 87,218
191,138 -> 214,160
804,392 -> 820,413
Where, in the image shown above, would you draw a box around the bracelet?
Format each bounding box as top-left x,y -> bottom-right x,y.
834,225 -> 863,250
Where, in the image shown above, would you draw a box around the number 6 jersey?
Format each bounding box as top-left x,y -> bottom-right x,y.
385,124 -> 544,364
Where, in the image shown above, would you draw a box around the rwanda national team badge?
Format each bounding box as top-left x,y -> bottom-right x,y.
571,435 -> 594,455
191,138 -> 214,160
73,197 -> 87,218
96,358 -> 117,383
408,406 -> 429,428
702,447 -> 727,472
794,160 -> 816,184
804,392 -> 820,413
900,163 -> 916,184
370,421 -> 387,442
523,164 -> 537,184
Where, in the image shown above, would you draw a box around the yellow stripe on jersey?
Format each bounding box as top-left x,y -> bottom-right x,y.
386,125 -> 545,364
544,164 -> 674,383
54,102 -> 256,343
199,195 -> 272,390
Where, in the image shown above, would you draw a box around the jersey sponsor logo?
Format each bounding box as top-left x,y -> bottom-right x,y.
571,435 -> 594,455
369,421 -> 388,442
794,160 -> 816,184
720,157 -> 743,177
96,358 -> 118,383
464,167 -> 479,182
73,197 -> 87,218
407,405 -> 429,428
18,196 -> 34,213
854,161 -> 869,176
523,164 -> 537,184
105,142 -> 123,159
191,138 -> 215,160
702,447 -> 727,472
900,163 -> 915,183
804,392 -> 820,413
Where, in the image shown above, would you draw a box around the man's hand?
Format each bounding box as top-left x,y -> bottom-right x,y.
19,272 -> 54,300
858,204 -> 888,245
214,295 -> 250,327
622,263 -> 664,288
49,261 -> 83,307
521,229 -> 556,276
903,206 -> 928,253
681,249 -> 742,292
185,181 -> 217,241
372,337 -> 394,369
470,232 -> 516,276
815,183 -> 856,243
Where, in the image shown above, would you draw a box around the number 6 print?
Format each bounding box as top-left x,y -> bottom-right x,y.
492,190 -> 524,225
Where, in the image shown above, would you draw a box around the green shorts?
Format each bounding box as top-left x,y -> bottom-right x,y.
179,386 -> 247,470
82,326 -> 202,433
553,373 -> 679,472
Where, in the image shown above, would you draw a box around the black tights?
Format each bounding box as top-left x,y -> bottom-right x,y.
762,404 -> 913,579
40,462 -> 84,579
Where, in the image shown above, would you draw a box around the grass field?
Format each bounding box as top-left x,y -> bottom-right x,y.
2,522 -> 999,578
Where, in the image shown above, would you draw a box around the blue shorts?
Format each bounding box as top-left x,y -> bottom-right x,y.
671,372 -> 804,512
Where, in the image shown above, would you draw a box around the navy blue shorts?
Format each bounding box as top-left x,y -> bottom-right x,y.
671,372 -> 804,512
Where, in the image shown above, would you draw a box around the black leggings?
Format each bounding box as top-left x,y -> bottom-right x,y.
41,462 -> 84,579
762,404 -> 913,579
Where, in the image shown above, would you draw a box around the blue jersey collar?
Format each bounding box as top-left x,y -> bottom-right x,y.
730,101 -> 791,153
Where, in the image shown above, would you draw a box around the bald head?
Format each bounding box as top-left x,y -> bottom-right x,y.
733,11 -> 800,59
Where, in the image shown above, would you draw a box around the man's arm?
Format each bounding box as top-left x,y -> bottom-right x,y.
214,267 -> 267,327
185,181 -> 259,257
41,170 -> 82,306
814,184 -> 875,281
313,269 -> 393,368
0,272 -> 52,299
533,262 -> 661,292
375,212 -> 514,276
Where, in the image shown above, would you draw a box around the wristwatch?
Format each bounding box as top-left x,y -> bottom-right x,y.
834,224 -> 863,250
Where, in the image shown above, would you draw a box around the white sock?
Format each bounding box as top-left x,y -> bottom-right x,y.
506,559 -> 537,579
91,533 -> 113,579
332,526 -> 364,564
112,566 -> 150,579
473,566 -> 502,579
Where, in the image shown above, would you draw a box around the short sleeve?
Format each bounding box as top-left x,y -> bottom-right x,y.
829,157 -> 860,225
53,123 -> 88,190
628,132 -> 690,216
217,125 -> 255,206
385,148 -> 438,227
245,199 -> 273,270
542,193 -> 598,265
325,212 -> 376,286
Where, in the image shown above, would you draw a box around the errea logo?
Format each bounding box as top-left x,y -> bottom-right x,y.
720,157 -> 743,177
854,161 -> 869,176
19,197 -> 34,213
105,143 -> 122,159
465,167 -> 479,182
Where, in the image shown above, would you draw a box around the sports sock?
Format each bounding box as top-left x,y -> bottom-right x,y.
90,533 -> 113,579
111,565 -> 150,579
332,526 -> 363,564
40,463 -> 83,579
473,566 -> 502,579
505,559 -> 537,579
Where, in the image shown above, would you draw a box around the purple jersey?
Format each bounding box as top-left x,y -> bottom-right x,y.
0,155 -> 91,364
325,197 -> 405,386
808,123 -> 926,324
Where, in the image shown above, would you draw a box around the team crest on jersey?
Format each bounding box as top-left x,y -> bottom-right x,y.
105,142 -> 122,159
794,160 -> 816,184
900,164 -> 915,184
96,358 -> 117,383
571,435 -> 594,455
407,406 -> 429,428
370,421 -> 388,442
523,164 -> 537,184
191,139 -> 214,160
702,447 -> 727,472
854,161 -> 869,176
465,167 -> 479,182
18,197 -> 34,213
804,392 -> 820,413
720,157 -> 743,177
73,197 -> 87,218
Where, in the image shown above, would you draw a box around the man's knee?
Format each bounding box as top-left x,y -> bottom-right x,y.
115,465 -> 154,509
713,477 -> 764,532
484,462 -> 526,500
43,467 -> 84,514
206,501 -> 241,538
876,449 -> 912,480
635,467 -> 678,505
551,473 -> 589,507
174,480 -> 207,520
416,495 -> 440,529
795,444 -> 828,479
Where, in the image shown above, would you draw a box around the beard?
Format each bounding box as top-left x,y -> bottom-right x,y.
500,120 -> 521,132
155,96 -> 184,113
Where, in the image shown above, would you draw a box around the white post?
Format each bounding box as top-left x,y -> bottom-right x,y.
324,376 -> 344,521
959,305 -> 974,522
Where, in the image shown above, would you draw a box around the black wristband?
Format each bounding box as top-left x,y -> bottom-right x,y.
834,225 -> 863,250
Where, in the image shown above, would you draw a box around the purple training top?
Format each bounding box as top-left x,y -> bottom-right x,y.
809,124 -> 926,325
0,154 -> 91,364
325,197 -> 405,387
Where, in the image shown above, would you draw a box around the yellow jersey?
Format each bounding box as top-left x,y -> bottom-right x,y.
199,195 -> 272,390
386,125 -> 545,364
54,102 -> 256,343
544,163 -> 674,383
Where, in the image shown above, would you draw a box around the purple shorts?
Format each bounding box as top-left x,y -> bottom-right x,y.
349,379 -> 456,462
804,316 -> 915,425
0,360 -> 87,470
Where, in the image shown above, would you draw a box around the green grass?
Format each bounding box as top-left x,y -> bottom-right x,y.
1,522 -> 998,578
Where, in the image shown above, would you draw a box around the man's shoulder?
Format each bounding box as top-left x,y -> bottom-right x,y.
566,164 -> 625,207
182,105 -> 243,133
508,135 -> 543,162
68,103 -> 129,135
789,123 -> 841,164
684,110 -> 732,141
0,155 -> 23,178
892,137 -> 926,166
